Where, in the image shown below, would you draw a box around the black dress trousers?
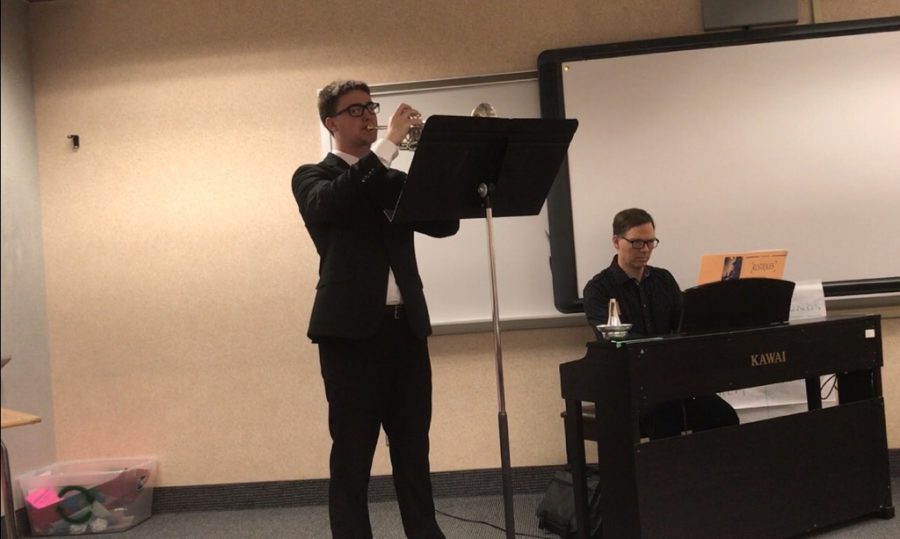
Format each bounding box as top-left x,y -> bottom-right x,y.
318,306 -> 444,539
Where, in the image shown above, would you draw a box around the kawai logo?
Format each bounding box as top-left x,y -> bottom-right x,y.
750,350 -> 786,367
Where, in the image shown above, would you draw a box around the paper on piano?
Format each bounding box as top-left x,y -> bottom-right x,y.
789,280 -> 826,321
697,249 -> 787,285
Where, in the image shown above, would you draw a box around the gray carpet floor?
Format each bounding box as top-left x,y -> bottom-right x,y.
94,481 -> 899,539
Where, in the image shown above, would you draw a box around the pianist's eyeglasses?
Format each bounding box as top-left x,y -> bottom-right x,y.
620,237 -> 660,249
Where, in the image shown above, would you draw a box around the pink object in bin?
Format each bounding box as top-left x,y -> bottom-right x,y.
25,488 -> 62,510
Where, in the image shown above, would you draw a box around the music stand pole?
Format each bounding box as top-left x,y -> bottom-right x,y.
478,183 -> 516,539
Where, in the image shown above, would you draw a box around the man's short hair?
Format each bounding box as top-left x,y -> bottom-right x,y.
612,208 -> 655,236
318,80 -> 371,129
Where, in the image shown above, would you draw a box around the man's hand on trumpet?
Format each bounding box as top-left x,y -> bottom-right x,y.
383,103 -> 423,147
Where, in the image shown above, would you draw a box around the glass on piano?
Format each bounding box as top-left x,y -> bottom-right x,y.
596,298 -> 632,340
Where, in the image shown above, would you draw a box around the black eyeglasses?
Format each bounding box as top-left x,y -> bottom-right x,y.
620,237 -> 660,249
333,101 -> 380,117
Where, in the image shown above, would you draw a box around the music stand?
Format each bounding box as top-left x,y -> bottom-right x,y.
394,115 -> 578,538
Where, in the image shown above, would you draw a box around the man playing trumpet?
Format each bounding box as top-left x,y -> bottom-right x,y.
291,80 -> 458,538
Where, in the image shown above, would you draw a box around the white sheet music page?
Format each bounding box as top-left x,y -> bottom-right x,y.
789,280 -> 827,321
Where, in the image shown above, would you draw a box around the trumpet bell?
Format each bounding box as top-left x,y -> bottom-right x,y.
472,103 -> 498,118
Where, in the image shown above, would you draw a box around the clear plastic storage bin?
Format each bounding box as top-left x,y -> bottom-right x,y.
17,457 -> 156,536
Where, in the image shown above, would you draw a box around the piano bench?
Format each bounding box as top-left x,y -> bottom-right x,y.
561,403 -> 599,442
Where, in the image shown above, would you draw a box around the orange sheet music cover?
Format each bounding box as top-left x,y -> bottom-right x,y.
697,249 -> 787,285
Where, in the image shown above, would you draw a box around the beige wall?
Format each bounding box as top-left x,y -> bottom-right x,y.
19,0 -> 900,488
1,0 -> 57,515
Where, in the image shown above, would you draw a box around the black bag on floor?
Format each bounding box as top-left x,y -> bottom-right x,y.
536,469 -> 602,538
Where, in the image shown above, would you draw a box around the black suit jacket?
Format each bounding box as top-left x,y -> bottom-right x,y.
292,151 -> 459,341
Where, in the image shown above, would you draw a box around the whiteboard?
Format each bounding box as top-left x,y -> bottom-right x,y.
542,22 -> 900,309
320,74 -> 578,327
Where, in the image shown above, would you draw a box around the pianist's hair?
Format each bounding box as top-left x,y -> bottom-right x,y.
318,80 -> 371,132
613,208 -> 655,236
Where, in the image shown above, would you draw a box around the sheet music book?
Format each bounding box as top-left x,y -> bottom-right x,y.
697,249 -> 787,285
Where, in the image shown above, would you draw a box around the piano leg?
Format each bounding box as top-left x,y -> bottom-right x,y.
838,370 -> 877,403
805,377 -> 822,410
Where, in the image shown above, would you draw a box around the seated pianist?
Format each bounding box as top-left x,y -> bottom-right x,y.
583,207 -> 739,439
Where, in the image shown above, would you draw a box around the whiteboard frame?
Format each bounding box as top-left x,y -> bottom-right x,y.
538,17 -> 900,313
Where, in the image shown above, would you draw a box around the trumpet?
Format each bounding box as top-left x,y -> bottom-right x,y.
367,122 -> 423,151
368,103 -> 497,151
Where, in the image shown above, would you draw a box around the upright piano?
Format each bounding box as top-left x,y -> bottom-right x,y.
560,314 -> 893,539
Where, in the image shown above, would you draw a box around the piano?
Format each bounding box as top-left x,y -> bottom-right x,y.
560,314 -> 893,539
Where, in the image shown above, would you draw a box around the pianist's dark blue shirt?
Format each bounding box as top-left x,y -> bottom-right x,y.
583,255 -> 683,339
